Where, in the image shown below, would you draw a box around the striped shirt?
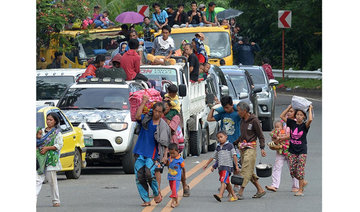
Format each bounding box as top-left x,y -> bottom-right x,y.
213,141 -> 236,172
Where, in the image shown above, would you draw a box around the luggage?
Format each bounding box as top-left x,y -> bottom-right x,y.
129,88 -> 162,121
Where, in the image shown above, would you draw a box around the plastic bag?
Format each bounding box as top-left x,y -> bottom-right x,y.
291,96 -> 312,113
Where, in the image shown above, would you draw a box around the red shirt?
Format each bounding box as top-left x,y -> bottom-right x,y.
262,63 -> 274,79
79,64 -> 96,80
120,49 -> 141,80
195,51 -> 206,63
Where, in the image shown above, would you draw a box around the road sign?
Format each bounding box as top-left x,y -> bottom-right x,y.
137,5 -> 149,17
278,10 -> 291,28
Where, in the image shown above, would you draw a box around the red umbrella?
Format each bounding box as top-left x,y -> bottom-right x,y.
115,11 -> 144,24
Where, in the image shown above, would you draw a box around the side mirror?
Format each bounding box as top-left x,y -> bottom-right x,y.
269,79 -> 279,86
220,85 -> 229,96
252,86 -> 262,94
179,84 -> 187,97
239,92 -> 248,99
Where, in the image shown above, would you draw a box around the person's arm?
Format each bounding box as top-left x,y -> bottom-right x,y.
152,13 -> 161,28
214,16 -> 219,26
198,12 -> 203,22
254,119 -> 266,157
174,11 -> 180,22
251,42 -> 261,52
162,18 -> 168,28
134,54 -> 141,74
40,132 -> 63,154
188,11 -> 194,23
207,107 -> 216,122
233,154 -> 239,173
203,157 -> 214,170
280,105 -> 292,122
162,147 -> 168,164
306,105 -> 313,128
203,14 -> 211,24
135,95 -> 149,121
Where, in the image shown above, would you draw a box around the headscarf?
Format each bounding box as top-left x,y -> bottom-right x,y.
119,42 -> 128,55
192,38 -> 208,62
180,39 -> 190,51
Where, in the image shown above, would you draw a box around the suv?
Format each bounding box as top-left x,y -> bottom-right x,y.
239,65 -> 279,131
36,69 -> 84,106
57,78 -> 149,174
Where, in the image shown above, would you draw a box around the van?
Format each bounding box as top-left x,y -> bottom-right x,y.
154,26 -> 233,66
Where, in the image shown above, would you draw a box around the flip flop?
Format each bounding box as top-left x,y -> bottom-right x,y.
53,203 -> 60,207
294,192 -> 304,197
213,194 -> 222,202
236,194 -> 244,200
154,194 -> 162,204
229,196 -> 238,202
265,185 -> 277,192
252,191 -> 266,198
141,202 -> 151,207
183,185 -> 190,197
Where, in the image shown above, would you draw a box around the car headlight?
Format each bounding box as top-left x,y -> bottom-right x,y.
107,123 -> 128,131
257,91 -> 269,98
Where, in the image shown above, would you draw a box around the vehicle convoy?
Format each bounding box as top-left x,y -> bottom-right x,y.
57,78 -> 149,174
36,69 -> 84,106
36,106 -> 87,179
140,56 -> 214,157
239,65 -> 279,131
154,26 -> 233,66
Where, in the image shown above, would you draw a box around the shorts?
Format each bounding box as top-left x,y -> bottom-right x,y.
219,170 -> 231,184
169,180 -> 180,198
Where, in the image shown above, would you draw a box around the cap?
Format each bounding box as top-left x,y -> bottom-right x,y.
198,4 -> 205,9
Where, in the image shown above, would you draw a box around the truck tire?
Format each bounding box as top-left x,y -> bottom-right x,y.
182,139 -> 188,159
122,134 -> 137,174
262,115 -> 274,131
65,148 -> 82,179
208,124 -> 219,151
201,129 -> 209,154
189,123 -> 202,156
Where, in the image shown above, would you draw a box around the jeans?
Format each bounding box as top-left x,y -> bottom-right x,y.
94,20 -> 108,29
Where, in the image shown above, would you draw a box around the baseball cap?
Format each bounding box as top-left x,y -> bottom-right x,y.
198,4 -> 205,9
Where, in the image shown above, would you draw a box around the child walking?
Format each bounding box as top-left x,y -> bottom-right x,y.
280,104 -> 313,196
166,143 -> 186,208
203,131 -> 239,202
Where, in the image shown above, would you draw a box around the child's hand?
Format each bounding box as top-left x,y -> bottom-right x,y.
211,167 -> 214,172
40,146 -> 49,155
203,165 -> 207,170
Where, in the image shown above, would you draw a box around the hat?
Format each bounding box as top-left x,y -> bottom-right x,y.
198,4 -> 205,9
111,53 -> 122,63
195,32 -> 205,39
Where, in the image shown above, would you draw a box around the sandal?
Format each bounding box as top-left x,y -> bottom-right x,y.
183,185 -> 190,197
252,191 -> 266,198
236,194 -> 244,200
141,202 -> 151,207
292,188 -> 299,193
229,196 -> 238,202
154,194 -> 162,204
213,194 -> 222,202
294,192 -> 304,197
265,185 -> 277,192
53,203 -> 60,207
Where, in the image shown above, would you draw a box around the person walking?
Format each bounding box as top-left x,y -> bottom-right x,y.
235,102 -> 267,200
36,113 -> 63,207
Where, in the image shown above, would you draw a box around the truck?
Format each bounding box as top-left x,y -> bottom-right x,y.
140,56 -> 217,157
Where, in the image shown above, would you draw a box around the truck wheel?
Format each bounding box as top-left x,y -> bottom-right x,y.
189,123 -> 202,156
122,134 -> 137,174
201,129 -> 208,154
65,148 -> 82,179
182,139 -> 188,159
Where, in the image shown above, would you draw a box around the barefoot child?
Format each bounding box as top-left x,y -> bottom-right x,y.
280,104 -> 313,196
166,143 -> 185,208
203,131 -> 239,202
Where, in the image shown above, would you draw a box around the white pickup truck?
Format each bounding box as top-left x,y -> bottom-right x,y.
140,56 -> 217,157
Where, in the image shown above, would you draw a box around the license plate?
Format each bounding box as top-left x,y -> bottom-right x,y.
84,135 -> 93,146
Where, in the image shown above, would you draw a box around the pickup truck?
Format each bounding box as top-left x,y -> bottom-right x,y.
140,56 -> 215,157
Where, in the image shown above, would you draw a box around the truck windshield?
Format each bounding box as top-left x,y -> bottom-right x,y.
58,88 -> 130,110
140,68 -> 178,86
170,32 -> 231,58
77,31 -> 120,60
36,76 -> 74,100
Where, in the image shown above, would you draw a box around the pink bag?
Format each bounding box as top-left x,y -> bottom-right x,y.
129,88 -> 162,121
82,18 -> 93,29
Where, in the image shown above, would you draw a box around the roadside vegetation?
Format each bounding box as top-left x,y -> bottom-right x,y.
275,78 -> 322,89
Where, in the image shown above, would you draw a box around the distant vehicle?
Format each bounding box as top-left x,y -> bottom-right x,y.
238,65 -> 279,131
36,69 -> 84,106
57,78 -> 149,174
36,106 -> 86,179
219,66 -> 262,115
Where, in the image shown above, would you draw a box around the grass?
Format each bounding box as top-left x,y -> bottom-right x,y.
275,78 -> 322,89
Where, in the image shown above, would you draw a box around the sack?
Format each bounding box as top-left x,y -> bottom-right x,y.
291,96 -> 312,113
72,19 -> 82,29
175,125 -> 184,151
129,88 -> 162,121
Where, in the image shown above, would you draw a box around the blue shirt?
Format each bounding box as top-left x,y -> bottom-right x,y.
152,10 -> 168,24
214,109 -> 241,144
133,115 -> 158,159
168,155 -> 184,181
125,38 -> 144,52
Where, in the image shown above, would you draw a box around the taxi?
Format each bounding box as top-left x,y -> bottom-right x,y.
36,106 -> 86,179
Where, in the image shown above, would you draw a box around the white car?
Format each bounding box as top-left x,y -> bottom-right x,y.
36,69 -> 85,106
57,77 -> 149,174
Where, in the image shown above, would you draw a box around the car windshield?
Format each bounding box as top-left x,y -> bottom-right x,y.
77,31 -> 120,60
170,32 -> 231,58
36,112 -> 45,128
36,76 -> 74,100
228,74 -> 249,95
58,88 -> 130,110
244,68 -> 266,85
140,68 -> 178,86
225,78 -> 237,99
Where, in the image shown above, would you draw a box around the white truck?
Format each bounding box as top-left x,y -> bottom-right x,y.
57,78 -> 149,174
140,56 -> 217,157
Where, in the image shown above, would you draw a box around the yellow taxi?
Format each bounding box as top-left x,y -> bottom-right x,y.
36,106 -> 86,179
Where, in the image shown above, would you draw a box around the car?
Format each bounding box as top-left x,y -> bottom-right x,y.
238,65 -> 279,131
57,77 -> 149,174
36,106 -> 87,179
36,69 -> 85,106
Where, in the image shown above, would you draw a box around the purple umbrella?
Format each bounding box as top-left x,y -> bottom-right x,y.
115,11 -> 144,24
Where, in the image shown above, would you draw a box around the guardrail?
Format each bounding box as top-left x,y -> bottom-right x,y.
273,69 -> 322,79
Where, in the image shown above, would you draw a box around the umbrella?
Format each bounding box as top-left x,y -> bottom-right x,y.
214,7 -> 225,14
115,11 -> 144,24
217,9 -> 243,20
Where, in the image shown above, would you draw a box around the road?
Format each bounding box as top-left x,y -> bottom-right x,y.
37,93 -> 322,212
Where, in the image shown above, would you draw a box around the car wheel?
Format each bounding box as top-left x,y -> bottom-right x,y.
189,123 -> 202,156
262,117 -> 273,131
122,134 -> 137,174
65,148 -> 81,179
201,129 -> 209,154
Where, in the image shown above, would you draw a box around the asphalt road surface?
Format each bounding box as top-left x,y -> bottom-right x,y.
37,93 -> 322,212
